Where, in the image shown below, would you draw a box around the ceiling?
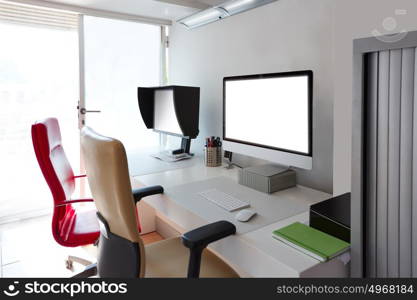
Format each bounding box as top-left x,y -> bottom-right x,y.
154,0 -> 224,9
195,0 -> 224,5
43,0 -> 211,20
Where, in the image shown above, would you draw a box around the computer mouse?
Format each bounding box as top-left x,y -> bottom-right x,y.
235,209 -> 256,222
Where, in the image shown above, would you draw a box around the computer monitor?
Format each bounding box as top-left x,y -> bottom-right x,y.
153,89 -> 183,136
222,71 -> 313,169
138,85 -> 200,154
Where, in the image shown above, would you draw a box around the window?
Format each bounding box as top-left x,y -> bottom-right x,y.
0,20 -> 79,221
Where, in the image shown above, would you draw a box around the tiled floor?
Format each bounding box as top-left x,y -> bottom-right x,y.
0,215 -> 163,277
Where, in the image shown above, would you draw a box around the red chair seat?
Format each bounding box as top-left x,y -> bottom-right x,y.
56,201 -> 99,247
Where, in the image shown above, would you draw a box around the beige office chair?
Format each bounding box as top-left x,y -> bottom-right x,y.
80,126 -> 239,278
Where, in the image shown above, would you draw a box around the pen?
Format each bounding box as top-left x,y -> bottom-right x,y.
215,137 -> 221,147
206,136 -> 222,147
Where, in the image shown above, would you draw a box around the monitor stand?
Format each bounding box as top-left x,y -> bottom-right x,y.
151,137 -> 194,162
171,137 -> 194,156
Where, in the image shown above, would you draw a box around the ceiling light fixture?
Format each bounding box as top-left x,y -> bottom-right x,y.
178,0 -> 278,29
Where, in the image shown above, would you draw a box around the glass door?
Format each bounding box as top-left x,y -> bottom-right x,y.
79,15 -> 162,156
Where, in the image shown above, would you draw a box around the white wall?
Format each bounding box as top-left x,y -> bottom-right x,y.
169,0 -> 334,193
332,0 -> 417,194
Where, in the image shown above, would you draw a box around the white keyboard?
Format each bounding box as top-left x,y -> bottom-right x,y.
199,189 -> 250,212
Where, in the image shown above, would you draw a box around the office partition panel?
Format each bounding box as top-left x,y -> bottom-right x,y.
352,32 -> 417,277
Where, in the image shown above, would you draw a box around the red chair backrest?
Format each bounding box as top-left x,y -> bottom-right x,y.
31,118 -> 75,204
32,118 -> 78,242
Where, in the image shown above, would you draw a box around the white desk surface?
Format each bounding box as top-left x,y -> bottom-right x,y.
127,147 -> 203,176
132,162 -> 349,278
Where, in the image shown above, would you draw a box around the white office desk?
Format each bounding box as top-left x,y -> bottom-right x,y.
132,160 -> 349,278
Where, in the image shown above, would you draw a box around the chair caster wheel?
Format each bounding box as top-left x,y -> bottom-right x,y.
65,259 -> 74,271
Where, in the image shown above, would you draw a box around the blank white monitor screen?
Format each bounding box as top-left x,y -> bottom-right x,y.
224,74 -> 311,155
153,89 -> 183,136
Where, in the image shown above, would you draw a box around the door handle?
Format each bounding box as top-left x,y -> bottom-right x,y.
79,108 -> 101,115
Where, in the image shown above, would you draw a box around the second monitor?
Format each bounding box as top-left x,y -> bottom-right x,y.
138,85 -> 200,155
153,89 -> 183,136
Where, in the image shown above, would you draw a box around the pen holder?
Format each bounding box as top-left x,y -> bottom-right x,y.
204,147 -> 222,167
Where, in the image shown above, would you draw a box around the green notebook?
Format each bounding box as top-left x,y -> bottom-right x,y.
272,222 -> 350,262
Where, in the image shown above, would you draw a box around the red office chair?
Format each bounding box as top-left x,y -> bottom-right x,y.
31,118 -> 99,277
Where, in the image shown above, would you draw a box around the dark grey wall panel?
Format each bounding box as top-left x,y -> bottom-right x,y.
365,52 -> 378,278
353,31 -> 417,278
376,50 -> 390,277
387,49 -> 401,277
413,48 -> 417,277
363,46 -> 417,278
399,48 -> 414,278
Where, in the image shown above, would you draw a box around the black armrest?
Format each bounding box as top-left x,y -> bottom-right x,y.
182,221 -> 236,249
132,185 -> 164,204
181,221 -> 236,278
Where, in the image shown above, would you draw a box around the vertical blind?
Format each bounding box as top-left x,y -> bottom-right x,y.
0,1 -> 78,30
365,47 -> 417,277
